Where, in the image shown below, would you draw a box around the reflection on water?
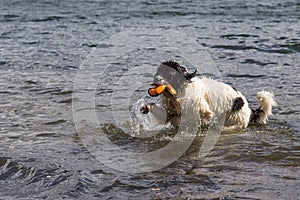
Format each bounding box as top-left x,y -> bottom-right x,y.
0,0 -> 299,199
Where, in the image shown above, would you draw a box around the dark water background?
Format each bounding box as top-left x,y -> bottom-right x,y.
0,0 -> 299,199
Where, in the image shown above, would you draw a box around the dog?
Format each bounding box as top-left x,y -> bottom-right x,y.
140,61 -> 277,130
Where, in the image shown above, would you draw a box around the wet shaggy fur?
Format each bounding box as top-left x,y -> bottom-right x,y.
146,61 -> 277,130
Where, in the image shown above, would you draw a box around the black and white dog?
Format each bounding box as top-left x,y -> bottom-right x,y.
141,61 -> 277,130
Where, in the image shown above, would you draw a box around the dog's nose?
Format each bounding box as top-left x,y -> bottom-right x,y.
153,75 -> 167,85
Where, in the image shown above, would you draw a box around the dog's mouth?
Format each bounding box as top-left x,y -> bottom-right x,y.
148,83 -> 177,97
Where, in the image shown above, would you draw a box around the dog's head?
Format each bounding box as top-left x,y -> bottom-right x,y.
148,61 -> 197,99
147,61 -> 197,125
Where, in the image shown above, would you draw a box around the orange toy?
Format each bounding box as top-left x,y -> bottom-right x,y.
148,84 -> 176,97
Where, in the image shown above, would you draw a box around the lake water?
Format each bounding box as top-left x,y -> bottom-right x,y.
0,0 -> 299,199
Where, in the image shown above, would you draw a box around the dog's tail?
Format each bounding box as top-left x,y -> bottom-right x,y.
250,90 -> 277,124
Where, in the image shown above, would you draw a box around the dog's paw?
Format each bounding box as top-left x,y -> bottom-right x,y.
140,104 -> 151,114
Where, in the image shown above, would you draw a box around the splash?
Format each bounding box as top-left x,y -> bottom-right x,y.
127,97 -> 169,138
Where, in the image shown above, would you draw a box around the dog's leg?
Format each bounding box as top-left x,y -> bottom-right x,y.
199,98 -> 214,125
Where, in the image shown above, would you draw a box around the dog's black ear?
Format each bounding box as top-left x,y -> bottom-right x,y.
185,69 -> 197,80
161,61 -> 197,81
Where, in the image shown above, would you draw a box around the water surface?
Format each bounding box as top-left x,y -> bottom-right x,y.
0,0 -> 299,199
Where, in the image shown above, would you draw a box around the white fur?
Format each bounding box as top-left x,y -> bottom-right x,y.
256,90 -> 277,124
181,77 -> 251,129
150,77 -> 277,130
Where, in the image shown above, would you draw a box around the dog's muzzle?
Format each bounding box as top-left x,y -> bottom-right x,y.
148,75 -> 177,97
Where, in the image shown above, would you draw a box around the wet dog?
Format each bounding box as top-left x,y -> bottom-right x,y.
141,61 -> 277,130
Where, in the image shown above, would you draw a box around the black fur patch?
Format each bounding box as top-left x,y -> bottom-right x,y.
232,97 -> 244,112
161,61 -> 197,80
